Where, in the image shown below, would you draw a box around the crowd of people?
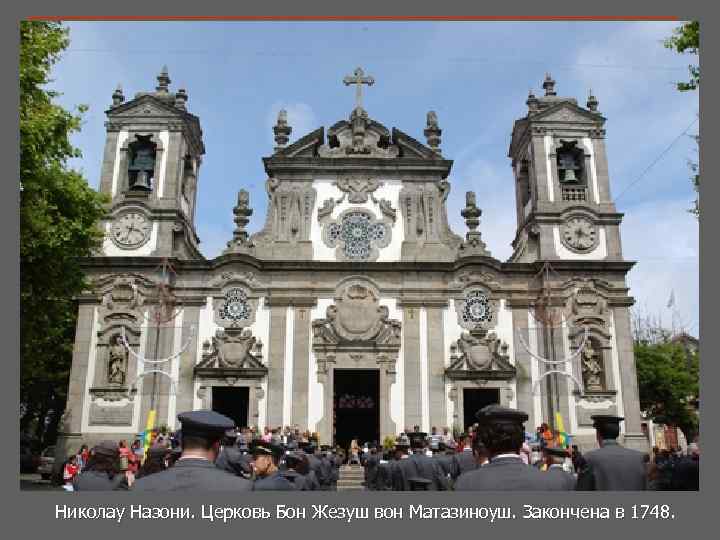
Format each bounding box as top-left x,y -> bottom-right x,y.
60,406 -> 699,492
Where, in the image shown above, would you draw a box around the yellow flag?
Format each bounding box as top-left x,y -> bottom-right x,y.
555,412 -> 565,433
143,409 -> 156,459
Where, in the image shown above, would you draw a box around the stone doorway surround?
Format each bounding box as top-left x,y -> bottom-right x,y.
312,278 -> 401,445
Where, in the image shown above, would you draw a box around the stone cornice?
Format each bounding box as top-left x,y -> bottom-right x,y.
80,255 -> 636,276
262,156 -> 454,179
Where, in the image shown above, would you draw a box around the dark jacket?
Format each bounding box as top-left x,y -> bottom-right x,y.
394,453 -> 448,491
455,455 -> 572,491
576,441 -> 647,491
254,470 -> 295,491
545,465 -> 576,490
279,469 -> 314,490
131,458 -> 253,492
73,470 -> 127,491
453,449 -> 479,478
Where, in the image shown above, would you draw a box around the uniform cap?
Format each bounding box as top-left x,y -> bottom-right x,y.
249,440 -> 282,458
590,415 -> 624,430
475,404 -> 529,425
176,410 -> 235,439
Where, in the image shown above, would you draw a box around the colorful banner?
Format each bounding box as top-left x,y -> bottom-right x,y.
555,412 -> 571,448
143,409 -> 156,459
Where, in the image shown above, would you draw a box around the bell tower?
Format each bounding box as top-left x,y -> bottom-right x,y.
97,66 -> 205,259
508,74 -> 624,262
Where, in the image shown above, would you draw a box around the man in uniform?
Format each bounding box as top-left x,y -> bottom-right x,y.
576,415 -> 647,491
279,451 -> 315,490
318,445 -> 336,490
543,446 -> 576,490
363,444 -> 381,490
73,441 -> 127,491
393,432 -> 448,491
299,442 -> 326,489
455,405 -> 572,491
216,428 -> 252,479
250,440 -> 294,490
132,410 -> 253,492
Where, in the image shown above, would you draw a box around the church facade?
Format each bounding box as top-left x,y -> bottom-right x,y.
57,67 -> 646,456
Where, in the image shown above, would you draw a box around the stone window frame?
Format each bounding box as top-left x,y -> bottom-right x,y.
321,207 -> 393,262
117,131 -> 165,198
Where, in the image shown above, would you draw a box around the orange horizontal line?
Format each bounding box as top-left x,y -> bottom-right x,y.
26,15 -> 680,22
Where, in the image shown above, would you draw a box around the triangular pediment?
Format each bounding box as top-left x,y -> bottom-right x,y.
107,94 -> 186,119
531,101 -> 605,123
275,127 -> 324,157
391,128 -> 438,159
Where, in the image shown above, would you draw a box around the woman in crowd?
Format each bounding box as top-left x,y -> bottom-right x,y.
62,455 -> 79,491
76,444 -> 89,471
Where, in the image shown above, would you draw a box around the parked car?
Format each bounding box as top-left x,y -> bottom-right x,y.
37,446 -> 55,480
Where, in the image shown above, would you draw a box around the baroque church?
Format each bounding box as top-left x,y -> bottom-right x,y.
57,66 -> 647,456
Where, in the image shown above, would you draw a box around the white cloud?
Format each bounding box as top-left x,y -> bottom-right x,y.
266,102 -> 318,145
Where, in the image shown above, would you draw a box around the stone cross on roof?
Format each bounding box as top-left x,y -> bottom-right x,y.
343,67 -> 375,110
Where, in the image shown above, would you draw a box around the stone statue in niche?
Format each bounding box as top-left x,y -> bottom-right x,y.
107,334 -> 128,385
581,342 -> 604,391
128,135 -> 156,191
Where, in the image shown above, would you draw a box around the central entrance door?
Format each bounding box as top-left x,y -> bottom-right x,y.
333,369 -> 380,451
212,386 -> 249,429
463,388 -> 500,431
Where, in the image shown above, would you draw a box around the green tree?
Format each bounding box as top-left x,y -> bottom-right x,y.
665,21 -> 699,218
633,316 -> 699,444
664,21 -> 699,91
20,21 -> 108,446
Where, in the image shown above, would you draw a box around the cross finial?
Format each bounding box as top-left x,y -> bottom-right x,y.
343,67 -> 375,110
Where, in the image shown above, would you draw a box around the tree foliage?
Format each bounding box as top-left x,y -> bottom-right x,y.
20,21 -> 108,445
632,312 -> 699,444
665,21 -> 700,218
664,21 -> 699,91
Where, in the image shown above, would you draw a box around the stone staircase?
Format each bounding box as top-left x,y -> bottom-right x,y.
337,464 -> 365,491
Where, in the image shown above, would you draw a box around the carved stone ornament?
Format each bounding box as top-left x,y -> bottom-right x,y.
445,328 -> 515,381
564,277 -> 608,325
318,109 -> 400,158
96,274 -> 148,318
195,327 -> 267,379
312,281 -> 401,347
322,208 -> 392,262
250,178 -> 316,245
456,288 -> 499,331
335,177 -> 381,204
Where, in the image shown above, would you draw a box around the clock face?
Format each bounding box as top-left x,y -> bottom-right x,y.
111,212 -> 151,248
561,217 -> 597,252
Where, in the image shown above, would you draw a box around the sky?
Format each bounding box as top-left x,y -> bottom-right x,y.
49,20 -> 699,336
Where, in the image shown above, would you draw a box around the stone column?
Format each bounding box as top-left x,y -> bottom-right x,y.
613,306 -> 648,451
426,304 -> 447,430
511,305 -> 535,422
55,303 -> 97,470
531,131 -> 551,202
174,303 -> 203,417
291,299 -> 316,430
98,130 -> 120,196
400,302 -> 421,431
265,302 -> 287,428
